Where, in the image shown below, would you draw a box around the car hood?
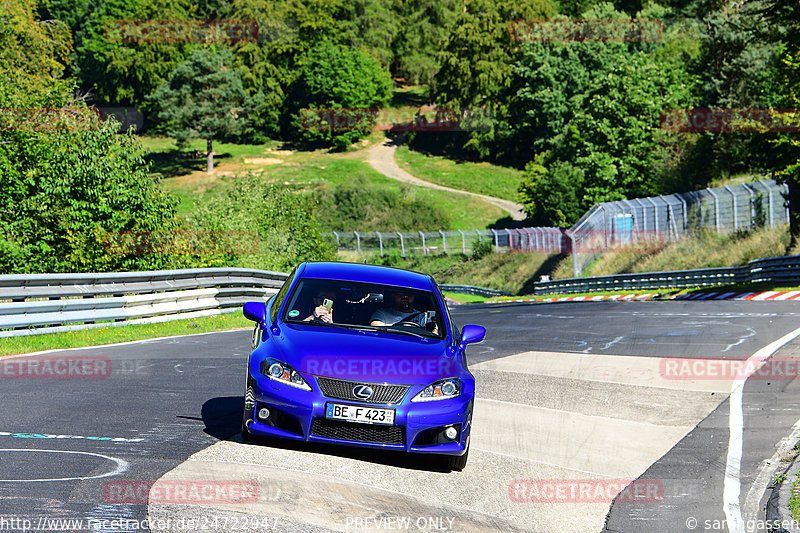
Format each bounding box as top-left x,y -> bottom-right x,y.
269,323 -> 454,384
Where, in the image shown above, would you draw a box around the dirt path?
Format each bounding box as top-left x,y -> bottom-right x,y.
367,138 -> 526,221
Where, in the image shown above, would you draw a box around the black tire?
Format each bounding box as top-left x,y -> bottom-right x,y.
448,447 -> 469,471
242,381 -> 256,442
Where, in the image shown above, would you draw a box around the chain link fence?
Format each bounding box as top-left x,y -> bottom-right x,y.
328,180 -> 788,276
328,228 -> 568,256
569,179 -> 788,275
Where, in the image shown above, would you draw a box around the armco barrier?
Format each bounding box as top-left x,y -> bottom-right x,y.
533,254 -> 800,295
0,268 -> 288,338
439,284 -> 513,298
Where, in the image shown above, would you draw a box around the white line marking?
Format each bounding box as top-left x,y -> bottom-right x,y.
0,449 -> 128,482
723,326 -> 800,533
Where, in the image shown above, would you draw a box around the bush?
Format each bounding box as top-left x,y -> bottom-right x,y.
186,174 -> 335,271
314,176 -> 450,231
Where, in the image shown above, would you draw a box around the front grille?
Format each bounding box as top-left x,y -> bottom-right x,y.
310,418 -> 405,445
316,377 -> 409,405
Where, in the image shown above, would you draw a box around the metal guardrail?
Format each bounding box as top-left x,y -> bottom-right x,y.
0,268 -> 288,338
439,284 -> 513,298
533,255 -> 800,295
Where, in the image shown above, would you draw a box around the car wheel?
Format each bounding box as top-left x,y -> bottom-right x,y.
447,446 -> 469,471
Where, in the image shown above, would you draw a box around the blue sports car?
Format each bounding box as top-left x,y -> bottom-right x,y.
241,261 -> 485,470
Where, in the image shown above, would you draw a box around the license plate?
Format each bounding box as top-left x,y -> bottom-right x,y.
326,403 -> 395,425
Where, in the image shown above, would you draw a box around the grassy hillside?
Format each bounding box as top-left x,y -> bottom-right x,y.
553,227 -> 791,280
394,146 -> 523,202
144,135 -> 508,230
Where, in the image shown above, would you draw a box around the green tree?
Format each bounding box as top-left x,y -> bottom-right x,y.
74,0 -> 194,111
287,40 -> 392,149
763,0 -> 800,244
393,0 -> 459,85
514,4 -> 696,226
150,48 -> 251,172
427,0 -> 553,158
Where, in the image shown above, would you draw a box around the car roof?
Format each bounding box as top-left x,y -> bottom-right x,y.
300,262 -> 435,291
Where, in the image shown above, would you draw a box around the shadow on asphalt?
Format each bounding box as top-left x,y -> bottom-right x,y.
237,431 -> 454,473
200,396 -> 243,440
202,394 -> 455,473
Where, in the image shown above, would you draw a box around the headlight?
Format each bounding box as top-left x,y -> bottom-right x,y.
411,378 -> 460,402
260,357 -> 311,391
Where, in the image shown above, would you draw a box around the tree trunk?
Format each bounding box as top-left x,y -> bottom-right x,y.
206,138 -> 213,173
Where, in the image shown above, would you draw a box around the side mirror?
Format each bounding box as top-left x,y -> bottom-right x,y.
460,324 -> 486,347
243,301 -> 267,327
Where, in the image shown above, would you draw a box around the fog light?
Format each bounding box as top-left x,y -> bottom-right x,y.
257,407 -> 271,421
444,426 -> 458,440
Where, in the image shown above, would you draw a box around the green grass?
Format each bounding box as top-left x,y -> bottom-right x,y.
1,313 -> 253,356
394,145 -> 523,202
791,470 -> 800,523
443,292 -> 489,304
360,249 -> 564,295
154,134 -> 508,229
553,227 -> 790,280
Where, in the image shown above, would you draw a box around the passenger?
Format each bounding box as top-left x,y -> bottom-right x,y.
304,288 -> 335,323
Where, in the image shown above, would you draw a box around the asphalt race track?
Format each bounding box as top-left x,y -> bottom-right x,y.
3,300 -> 800,532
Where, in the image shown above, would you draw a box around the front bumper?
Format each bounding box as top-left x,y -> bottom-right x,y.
244,370 -> 472,456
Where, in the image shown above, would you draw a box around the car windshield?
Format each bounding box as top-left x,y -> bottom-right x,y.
282,278 -> 446,339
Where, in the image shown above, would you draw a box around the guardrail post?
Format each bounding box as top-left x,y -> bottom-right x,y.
768,183 -> 775,228
419,231 -> 426,255
706,188 -> 721,233
354,231 -> 361,254
439,230 -> 447,254
742,183 -> 756,229
332,231 -> 340,248
675,194 -> 688,233
634,198 -> 648,233
724,185 -> 739,231
397,232 -> 405,257
505,229 -> 513,250
646,197 -> 659,237
458,230 -> 466,254
491,229 -> 499,251
376,232 -> 384,256
475,229 -> 482,243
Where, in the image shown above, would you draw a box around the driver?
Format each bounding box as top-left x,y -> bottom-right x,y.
370,290 -> 426,327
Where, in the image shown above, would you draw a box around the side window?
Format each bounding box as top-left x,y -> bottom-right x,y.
270,268 -> 297,323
